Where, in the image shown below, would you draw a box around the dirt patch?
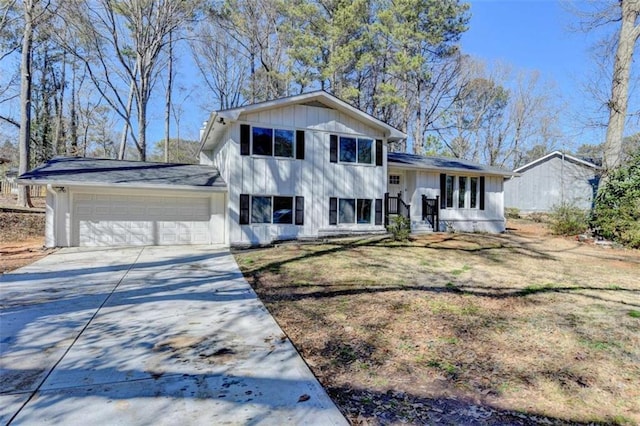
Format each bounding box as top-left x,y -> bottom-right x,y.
235,222 -> 640,425
1,197 -> 49,273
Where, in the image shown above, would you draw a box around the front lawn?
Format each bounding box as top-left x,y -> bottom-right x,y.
235,222 -> 640,425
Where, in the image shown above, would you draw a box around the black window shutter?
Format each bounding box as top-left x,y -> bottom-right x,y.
329,197 -> 337,225
295,196 -> 304,225
239,194 -> 250,224
296,130 -> 305,160
375,139 -> 383,166
375,199 -> 383,225
439,173 -> 447,209
479,176 -> 486,211
240,124 -> 250,156
330,135 -> 338,163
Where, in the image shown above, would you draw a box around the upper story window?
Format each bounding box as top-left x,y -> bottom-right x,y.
252,127 -> 295,158
339,136 -> 373,164
240,124 -> 304,160
330,134 -> 383,166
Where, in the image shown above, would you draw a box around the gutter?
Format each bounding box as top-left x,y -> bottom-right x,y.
16,178 -> 228,193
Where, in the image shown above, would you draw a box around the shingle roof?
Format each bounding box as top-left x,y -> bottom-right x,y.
514,151 -> 602,173
18,157 -> 226,191
387,152 -> 517,177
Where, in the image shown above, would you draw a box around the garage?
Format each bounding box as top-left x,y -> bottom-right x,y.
18,157 -> 228,247
72,190 -> 224,246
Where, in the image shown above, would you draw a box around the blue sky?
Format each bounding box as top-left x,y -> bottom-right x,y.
2,1 -> 634,154
460,0 -> 635,148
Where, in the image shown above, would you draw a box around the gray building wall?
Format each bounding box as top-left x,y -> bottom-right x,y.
504,154 -> 600,212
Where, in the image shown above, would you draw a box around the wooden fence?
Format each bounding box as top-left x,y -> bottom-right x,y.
0,181 -> 46,197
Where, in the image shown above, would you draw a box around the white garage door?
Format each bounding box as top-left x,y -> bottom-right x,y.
73,192 -> 220,246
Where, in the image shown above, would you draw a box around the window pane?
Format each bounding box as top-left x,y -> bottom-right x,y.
389,175 -> 400,185
252,127 -> 273,156
357,199 -> 372,224
458,176 -> 467,208
446,175 -> 454,208
339,137 -> 357,162
273,196 -> 293,224
339,199 -> 355,223
251,196 -> 272,223
470,177 -> 478,208
274,129 -> 294,158
358,138 -> 372,163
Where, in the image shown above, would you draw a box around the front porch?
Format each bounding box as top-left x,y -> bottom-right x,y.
384,191 -> 440,234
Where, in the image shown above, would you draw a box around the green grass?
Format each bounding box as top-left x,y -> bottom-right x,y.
628,310 -> 640,318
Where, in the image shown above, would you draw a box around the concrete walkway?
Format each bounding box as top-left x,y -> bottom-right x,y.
0,246 -> 347,425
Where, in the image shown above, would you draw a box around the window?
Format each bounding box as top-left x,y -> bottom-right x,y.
332,198 -> 372,224
334,136 -> 374,164
251,196 -> 272,223
440,174 -> 484,210
252,127 -> 273,156
358,139 -> 373,163
389,175 -> 400,185
446,175 -> 454,208
245,125 -> 300,158
470,177 -> 478,208
357,199 -> 372,224
273,196 -> 293,224
458,176 -> 467,208
274,129 -> 294,157
240,195 -> 304,225
339,137 -> 357,162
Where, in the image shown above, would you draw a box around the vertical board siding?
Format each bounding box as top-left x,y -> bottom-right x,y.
214,104 -> 387,244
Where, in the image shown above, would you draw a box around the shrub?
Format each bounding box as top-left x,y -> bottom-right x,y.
505,207 -> 521,219
388,215 -> 411,241
549,203 -> 588,236
528,212 -> 548,223
591,150 -> 640,248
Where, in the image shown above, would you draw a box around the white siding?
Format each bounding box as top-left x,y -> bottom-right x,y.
395,168 -> 506,233
208,104 -> 388,245
505,156 -> 599,212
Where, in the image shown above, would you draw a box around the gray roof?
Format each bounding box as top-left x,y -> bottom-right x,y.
18,157 -> 227,191
387,152 -> 517,177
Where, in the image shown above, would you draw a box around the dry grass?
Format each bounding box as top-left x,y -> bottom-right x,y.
235,221 -> 640,425
0,211 -> 45,243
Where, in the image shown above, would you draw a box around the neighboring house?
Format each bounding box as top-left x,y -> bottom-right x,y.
504,151 -> 601,213
388,153 -> 516,233
20,91 -> 514,248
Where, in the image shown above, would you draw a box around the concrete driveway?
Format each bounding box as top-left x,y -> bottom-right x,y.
0,246 -> 347,425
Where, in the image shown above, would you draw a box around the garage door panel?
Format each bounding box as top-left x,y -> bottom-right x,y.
73,193 -> 221,247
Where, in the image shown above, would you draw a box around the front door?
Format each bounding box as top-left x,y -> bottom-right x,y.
388,172 -> 404,200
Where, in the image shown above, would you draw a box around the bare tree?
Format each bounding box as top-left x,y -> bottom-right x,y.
17,0 -> 36,207
58,0 -> 196,161
603,0 -> 640,169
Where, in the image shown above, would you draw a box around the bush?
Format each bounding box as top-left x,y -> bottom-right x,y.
388,215 -> 411,241
549,203 -> 589,236
591,151 -> 640,248
505,207 -> 521,219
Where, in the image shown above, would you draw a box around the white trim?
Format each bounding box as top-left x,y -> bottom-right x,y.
514,151 -> 601,173
17,179 -> 227,193
388,162 -> 516,177
200,91 -> 406,152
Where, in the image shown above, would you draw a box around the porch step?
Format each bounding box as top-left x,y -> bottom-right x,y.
411,220 -> 433,234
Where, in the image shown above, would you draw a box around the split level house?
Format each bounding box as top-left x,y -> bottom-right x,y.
19,91 -> 515,248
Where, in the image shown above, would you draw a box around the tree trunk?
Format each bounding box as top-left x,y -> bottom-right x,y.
164,30 -> 172,163
604,0 -> 640,170
18,0 -> 34,208
118,68 -> 136,160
